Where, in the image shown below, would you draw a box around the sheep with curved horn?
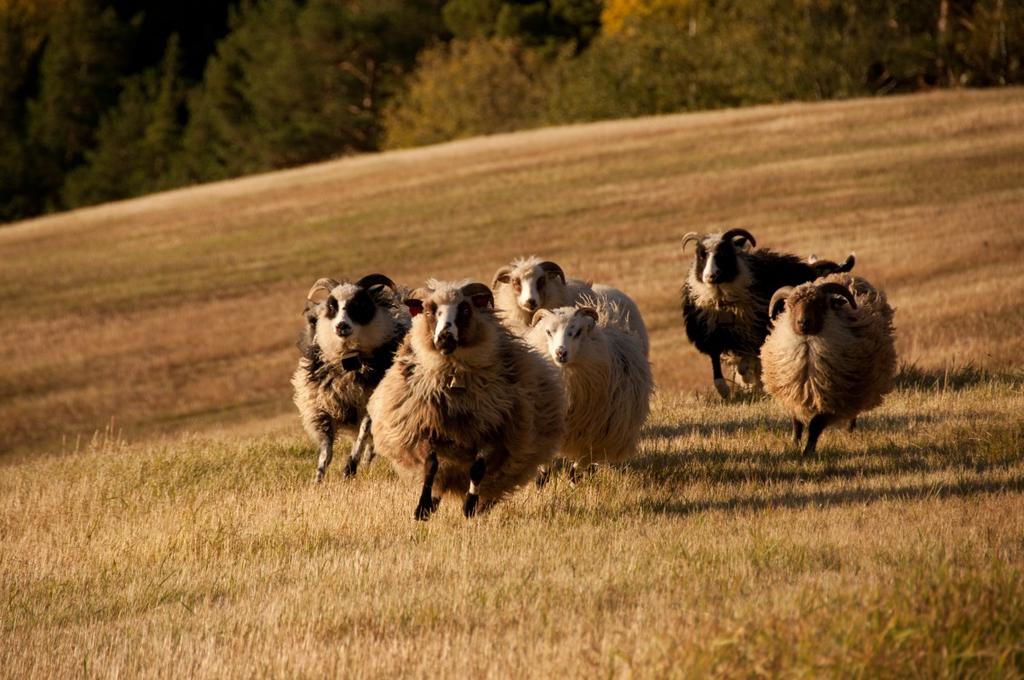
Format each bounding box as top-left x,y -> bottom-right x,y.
761,273 -> 896,456
291,273 -> 411,482
367,279 -> 565,520
679,227 -> 857,398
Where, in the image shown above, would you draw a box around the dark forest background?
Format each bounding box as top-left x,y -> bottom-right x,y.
1,0 -> 1021,222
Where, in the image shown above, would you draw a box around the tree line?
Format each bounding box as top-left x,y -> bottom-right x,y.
1,0 -> 1021,223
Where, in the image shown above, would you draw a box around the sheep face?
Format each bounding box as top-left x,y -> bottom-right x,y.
492,257 -> 566,315
530,307 -> 597,365
305,275 -> 398,364
405,281 -> 496,358
771,282 -> 858,337
686,230 -> 755,286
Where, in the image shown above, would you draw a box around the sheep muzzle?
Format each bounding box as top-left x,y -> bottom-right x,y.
435,331 -> 458,355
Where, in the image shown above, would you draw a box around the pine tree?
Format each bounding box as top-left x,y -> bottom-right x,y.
27,0 -> 129,209
63,35 -> 187,207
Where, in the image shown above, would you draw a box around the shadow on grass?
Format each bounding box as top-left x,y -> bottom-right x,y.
642,411 -> 944,441
633,475 -> 1024,518
626,424 -> 1023,488
894,362 -> 1022,392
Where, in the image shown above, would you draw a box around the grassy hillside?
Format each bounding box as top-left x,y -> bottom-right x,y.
1,89 -> 1024,677
1,88 -> 1022,455
2,375 -> 1022,676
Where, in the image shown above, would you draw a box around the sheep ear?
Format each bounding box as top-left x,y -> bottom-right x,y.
576,306 -> 598,330
530,309 -> 552,327
404,287 -> 432,317
307,277 -> 339,303
492,266 -> 514,289
461,282 -> 494,308
404,298 -> 423,317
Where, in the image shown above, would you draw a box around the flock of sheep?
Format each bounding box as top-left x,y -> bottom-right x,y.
292,230 -> 897,520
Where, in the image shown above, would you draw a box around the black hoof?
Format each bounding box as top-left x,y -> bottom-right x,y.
463,493 -> 479,518
315,469 -> 325,483
414,499 -> 433,521
343,458 -> 358,478
535,469 -> 550,488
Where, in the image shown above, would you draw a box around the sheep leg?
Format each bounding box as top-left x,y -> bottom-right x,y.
792,417 -> 804,445
314,422 -> 334,483
343,416 -> 373,478
535,465 -> 551,488
848,417 -> 857,433
463,452 -> 487,518
711,353 -> 729,399
802,414 -> 832,457
414,450 -> 439,521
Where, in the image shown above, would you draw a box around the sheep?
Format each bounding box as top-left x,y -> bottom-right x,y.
760,273 -> 896,456
679,227 -> 855,398
366,279 -> 566,520
526,299 -> 653,484
291,273 -> 410,482
492,256 -> 649,356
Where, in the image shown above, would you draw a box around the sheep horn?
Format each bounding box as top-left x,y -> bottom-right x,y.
680,232 -> 701,251
530,309 -> 551,327
536,261 -> 565,284
355,273 -> 396,291
818,282 -> 857,309
461,282 -> 494,308
307,277 -> 340,303
576,307 -> 599,323
769,287 -> 793,320
721,228 -> 756,248
491,265 -> 514,289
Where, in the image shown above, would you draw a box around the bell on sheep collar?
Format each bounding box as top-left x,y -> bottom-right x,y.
341,351 -> 363,372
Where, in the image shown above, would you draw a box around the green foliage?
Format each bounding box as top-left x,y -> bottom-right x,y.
26,0 -> 130,209
443,0 -> 601,48
179,0 -> 442,182
63,35 -> 187,207
2,0 -> 1023,224
0,8 -> 44,220
382,38 -> 559,149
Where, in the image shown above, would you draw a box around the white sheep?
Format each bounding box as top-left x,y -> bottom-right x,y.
526,298 -> 653,483
291,274 -> 409,482
492,256 -> 649,355
367,280 -> 565,520
760,273 -> 896,456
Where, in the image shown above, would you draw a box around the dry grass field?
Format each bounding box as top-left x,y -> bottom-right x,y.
2,88 -> 1024,677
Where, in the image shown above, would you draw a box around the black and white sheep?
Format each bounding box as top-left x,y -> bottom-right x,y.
761,273 -> 897,456
492,256 -> 649,356
526,299 -> 653,483
291,273 -> 409,482
679,228 -> 855,398
367,280 -> 565,520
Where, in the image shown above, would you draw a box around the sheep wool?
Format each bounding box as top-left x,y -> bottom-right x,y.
761,273 -> 896,426
368,280 -> 565,511
527,299 -> 653,465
